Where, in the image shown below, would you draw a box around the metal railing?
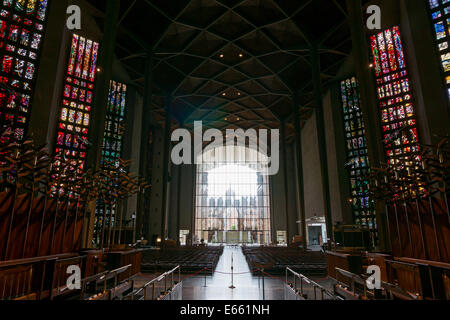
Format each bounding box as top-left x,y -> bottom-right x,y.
82,264 -> 133,300
129,266 -> 181,301
286,267 -> 341,300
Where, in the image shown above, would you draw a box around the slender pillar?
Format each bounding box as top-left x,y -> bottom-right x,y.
293,97 -> 308,251
281,120 -> 291,244
161,95 -> 173,239
176,123 -> 184,245
88,0 -> 121,171
346,0 -> 389,250
310,45 -> 333,242
137,53 -> 154,241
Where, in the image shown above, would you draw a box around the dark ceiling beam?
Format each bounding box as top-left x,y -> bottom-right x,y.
118,0 -> 137,25
270,0 -> 313,46
319,18 -> 348,45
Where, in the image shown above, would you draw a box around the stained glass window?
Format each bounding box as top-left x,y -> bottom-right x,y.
53,34 -> 99,177
93,80 -> 127,246
101,80 -> 126,169
0,0 -> 49,143
428,0 -> 450,99
195,146 -> 272,245
370,27 -> 421,170
339,77 -> 377,235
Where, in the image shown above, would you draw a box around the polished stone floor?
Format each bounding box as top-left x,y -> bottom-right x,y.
181,246 -> 285,300
137,245 -> 335,301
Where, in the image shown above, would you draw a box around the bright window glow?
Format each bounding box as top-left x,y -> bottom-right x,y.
195,146 -> 272,245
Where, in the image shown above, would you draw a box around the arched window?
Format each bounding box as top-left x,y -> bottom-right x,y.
195,145 -> 271,245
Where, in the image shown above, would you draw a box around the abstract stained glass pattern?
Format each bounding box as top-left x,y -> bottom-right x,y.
101,80 -> 126,169
370,27 -> 421,170
340,77 -> 376,233
93,81 -> 127,245
53,34 -> 99,176
428,0 -> 450,99
0,0 -> 49,142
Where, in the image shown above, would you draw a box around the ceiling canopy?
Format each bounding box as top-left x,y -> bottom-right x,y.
88,0 -> 359,135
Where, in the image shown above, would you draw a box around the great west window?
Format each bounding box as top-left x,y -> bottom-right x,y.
195,146 -> 272,245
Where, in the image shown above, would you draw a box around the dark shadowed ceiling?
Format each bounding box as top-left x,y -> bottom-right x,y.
86,0 -> 357,136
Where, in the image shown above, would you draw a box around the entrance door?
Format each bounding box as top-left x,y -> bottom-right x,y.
308,226 -> 322,245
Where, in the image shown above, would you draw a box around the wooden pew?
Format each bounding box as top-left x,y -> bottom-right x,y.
326,251 -> 363,286
0,253 -> 77,300
50,255 -> 86,300
366,253 -> 392,282
107,249 -> 142,281
394,257 -> 450,300
85,265 -> 134,301
386,260 -> 424,299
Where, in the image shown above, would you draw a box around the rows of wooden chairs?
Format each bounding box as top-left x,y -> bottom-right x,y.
141,246 -> 224,273
242,246 -> 327,276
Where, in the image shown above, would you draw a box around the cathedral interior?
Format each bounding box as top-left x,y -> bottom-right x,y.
0,0 -> 449,303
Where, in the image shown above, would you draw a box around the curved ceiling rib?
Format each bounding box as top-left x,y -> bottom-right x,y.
88,0 -> 355,138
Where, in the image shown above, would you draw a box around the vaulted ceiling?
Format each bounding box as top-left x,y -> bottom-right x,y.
87,0 -> 357,135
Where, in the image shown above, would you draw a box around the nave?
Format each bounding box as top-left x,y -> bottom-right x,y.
0,0 -> 450,305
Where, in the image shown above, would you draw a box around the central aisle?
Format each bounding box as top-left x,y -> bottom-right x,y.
182,246 -> 285,300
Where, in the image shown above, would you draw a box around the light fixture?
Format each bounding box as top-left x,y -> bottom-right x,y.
237,92 -> 241,96
369,63 -> 374,68
239,53 -> 244,58
237,118 -> 240,121
96,67 -> 102,72
219,54 -> 224,58
222,92 -> 227,96
156,237 -> 162,244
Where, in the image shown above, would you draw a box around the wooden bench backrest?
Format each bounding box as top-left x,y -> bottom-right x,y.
0,265 -> 33,300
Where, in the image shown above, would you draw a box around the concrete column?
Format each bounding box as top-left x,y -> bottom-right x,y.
161,95 -> 173,239
293,98 -> 308,250
310,45 -> 333,242
280,120 -> 291,244
29,0 -> 68,147
137,53 -> 154,240
88,0 -> 120,171
400,0 -> 450,144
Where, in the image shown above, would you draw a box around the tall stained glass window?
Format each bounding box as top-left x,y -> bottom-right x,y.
195,146 -> 272,245
53,34 -> 99,175
93,81 -> 127,245
428,0 -> 450,99
0,0 -> 49,142
370,26 -> 421,170
101,80 -> 126,169
340,77 -> 376,233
